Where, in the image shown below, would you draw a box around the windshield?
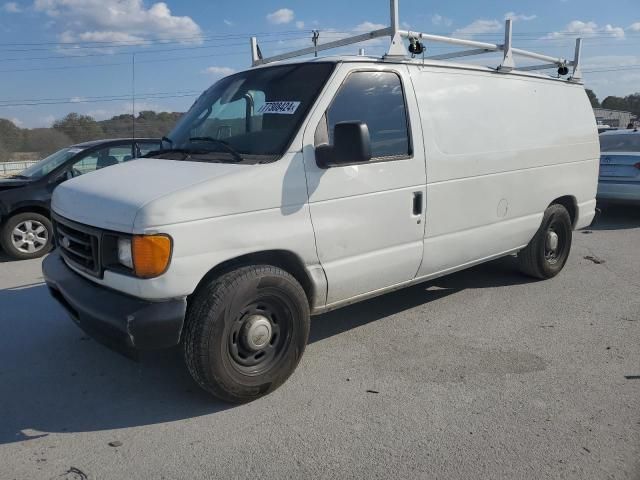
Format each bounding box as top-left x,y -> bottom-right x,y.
600,133 -> 640,153
18,147 -> 82,179
165,63 -> 335,160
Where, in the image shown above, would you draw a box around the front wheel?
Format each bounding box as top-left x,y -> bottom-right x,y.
518,204 -> 573,279
0,212 -> 53,260
183,265 -> 310,403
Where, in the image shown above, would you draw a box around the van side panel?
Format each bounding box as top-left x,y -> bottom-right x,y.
409,66 -> 599,277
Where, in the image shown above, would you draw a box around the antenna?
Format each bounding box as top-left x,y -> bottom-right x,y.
131,53 -> 135,141
249,0 -> 583,82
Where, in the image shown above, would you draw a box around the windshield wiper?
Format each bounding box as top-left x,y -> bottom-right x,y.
188,137 -> 244,163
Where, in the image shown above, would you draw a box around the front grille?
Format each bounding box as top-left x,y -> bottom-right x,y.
53,215 -> 102,277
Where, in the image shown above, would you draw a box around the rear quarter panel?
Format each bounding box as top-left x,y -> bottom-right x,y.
410,66 -> 599,276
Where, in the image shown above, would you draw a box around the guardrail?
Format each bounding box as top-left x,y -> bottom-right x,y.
0,160 -> 38,177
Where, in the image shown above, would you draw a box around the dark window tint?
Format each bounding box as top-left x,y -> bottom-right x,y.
137,141 -> 162,157
325,71 -> 410,158
600,134 -> 640,152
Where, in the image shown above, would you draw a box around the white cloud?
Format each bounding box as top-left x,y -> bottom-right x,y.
2,2 -> 21,13
203,66 -> 236,78
295,20 -> 305,30
69,96 -> 86,103
546,20 -> 625,39
10,117 -> 24,127
629,22 -> 640,32
223,19 -> 233,26
77,31 -> 144,43
33,0 -> 203,44
504,12 -> 537,22
266,8 -> 294,25
452,19 -> 501,38
431,14 -> 452,27
353,21 -> 387,32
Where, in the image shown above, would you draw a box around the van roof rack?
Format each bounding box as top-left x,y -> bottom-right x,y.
250,0 -> 583,82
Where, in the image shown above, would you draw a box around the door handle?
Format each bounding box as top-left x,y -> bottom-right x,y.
412,191 -> 423,216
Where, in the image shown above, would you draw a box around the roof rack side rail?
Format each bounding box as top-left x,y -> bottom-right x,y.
250,0 -> 583,82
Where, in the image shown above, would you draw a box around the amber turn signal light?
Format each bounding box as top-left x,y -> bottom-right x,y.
132,234 -> 172,278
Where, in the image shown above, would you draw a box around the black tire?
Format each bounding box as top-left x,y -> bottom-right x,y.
518,204 -> 573,279
0,212 -> 53,260
183,265 -> 310,403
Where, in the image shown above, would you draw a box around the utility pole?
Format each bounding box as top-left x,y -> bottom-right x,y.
132,53 -> 136,140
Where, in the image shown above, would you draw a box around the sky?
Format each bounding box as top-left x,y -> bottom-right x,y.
0,0 -> 638,128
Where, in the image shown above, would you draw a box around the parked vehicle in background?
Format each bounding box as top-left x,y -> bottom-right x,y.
597,129 -> 640,206
597,125 -> 618,134
0,138 -> 161,259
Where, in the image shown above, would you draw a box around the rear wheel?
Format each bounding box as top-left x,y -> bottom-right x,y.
0,212 -> 53,260
518,204 -> 572,279
183,265 -> 310,403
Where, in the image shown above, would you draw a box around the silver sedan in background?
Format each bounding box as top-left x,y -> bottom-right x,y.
597,129 -> 640,205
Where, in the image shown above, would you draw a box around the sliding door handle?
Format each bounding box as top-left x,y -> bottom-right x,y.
412,191 -> 423,216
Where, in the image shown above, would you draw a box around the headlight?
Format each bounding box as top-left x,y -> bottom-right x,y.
116,235 -> 172,278
117,238 -> 133,269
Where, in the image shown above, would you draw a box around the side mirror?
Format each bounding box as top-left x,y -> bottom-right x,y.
316,121 -> 372,168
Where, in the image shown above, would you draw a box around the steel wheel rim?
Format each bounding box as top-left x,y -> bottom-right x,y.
227,296 -> 293,376
544,220 -> 568,265
11,220 -> 48,254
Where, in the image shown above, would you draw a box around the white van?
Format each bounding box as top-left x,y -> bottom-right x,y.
43,19 -> 599,402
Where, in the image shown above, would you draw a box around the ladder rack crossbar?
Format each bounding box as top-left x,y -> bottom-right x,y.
425,48 -> 495,61
252,28 -> 391,66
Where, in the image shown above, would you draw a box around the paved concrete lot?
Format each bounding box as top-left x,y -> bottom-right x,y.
1,206 -> 639,480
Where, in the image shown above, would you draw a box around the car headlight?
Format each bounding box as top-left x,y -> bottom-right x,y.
117,238 -> 133,269
116,234 -> 172,278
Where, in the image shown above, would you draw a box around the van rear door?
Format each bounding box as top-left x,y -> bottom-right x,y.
303,64 -> 426,305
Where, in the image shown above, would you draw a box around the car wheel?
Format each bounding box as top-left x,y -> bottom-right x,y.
183,265 -> 310,403
518,204 -> 573,279
0,212 -> 53,260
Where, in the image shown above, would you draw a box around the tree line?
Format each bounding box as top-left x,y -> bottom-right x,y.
585,89 -> 640,118
0,111 -> 183,161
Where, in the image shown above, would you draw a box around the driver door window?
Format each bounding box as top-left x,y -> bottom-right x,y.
316,71 -> 411,160
71,145 -> 132,176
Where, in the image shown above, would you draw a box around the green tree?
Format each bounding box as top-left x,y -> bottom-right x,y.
53,113 -> 105,143
585,89 -> 600,108
22,128 -> 72,157
0,118 -> 23,154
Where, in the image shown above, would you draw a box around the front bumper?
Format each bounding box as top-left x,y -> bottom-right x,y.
43,251 -> 187,354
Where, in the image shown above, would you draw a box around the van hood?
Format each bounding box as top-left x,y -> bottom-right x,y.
52,158 -> 262,232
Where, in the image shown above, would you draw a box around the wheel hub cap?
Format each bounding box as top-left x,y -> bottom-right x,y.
546,231 -> 559,252
242,315 -> 272,351
11,220 -> 48,254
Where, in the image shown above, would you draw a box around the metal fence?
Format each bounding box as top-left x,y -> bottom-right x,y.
0,160 -> 38,177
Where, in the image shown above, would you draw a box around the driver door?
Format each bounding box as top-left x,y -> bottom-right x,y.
302,64 -> 427,306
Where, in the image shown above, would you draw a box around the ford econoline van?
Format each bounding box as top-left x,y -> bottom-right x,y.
42,26 -> 599,402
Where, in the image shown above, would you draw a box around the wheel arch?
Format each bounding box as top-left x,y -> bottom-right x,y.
548,195 -> 577,228
2,203 -> 51,225
189,249 -> 320,310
